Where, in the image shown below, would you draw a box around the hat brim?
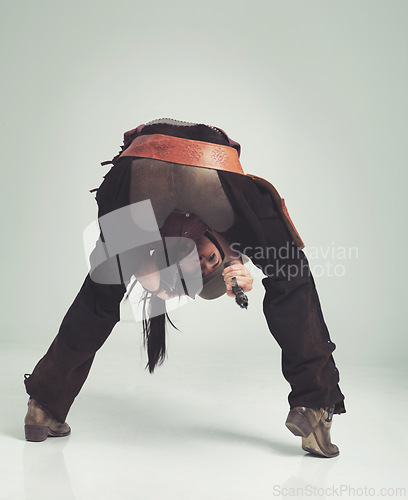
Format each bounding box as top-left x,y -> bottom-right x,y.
198,260 -> 226,300
198,255 -> 249,300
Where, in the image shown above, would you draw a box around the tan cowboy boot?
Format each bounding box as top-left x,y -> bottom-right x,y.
24,398 -> 71,442
285,405 -> 339,458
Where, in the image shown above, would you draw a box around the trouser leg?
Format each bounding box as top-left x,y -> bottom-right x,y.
25,159 -> 132,422
25,276 -> 126,423
218,174 -> 345,414
261,250 -> 345,414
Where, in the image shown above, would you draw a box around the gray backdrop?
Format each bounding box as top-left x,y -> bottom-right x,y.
1,0 -> 407,368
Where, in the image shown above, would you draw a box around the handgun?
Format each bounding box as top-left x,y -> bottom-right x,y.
224,261 -> 249,309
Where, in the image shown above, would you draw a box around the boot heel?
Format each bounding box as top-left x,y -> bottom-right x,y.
25,425 -> 49,442
285,409 -> 314,437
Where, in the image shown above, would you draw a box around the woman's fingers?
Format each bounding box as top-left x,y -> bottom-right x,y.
222,264 -> 252,281
222,263 -> 253,294
222,263 -> 247,278
225,277 -> 253,297
226,276 -> 253,293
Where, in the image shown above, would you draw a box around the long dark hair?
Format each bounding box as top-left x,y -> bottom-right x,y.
141,294 -> 179,373
139,236 -> 186,374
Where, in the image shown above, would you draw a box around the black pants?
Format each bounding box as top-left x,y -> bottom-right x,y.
25,158 -> 345,422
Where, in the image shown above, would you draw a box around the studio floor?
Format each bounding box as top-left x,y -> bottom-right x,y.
1,312 -> 407,500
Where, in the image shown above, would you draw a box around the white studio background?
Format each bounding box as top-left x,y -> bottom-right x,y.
1,2 -> 408,499
1,0 -> 407,370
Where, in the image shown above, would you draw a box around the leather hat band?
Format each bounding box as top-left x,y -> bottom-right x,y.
120,134 -> 244,174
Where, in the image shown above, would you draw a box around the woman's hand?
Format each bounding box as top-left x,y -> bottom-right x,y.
222,262 -> 253,298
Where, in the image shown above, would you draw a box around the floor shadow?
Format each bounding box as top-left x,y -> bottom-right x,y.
71,392 -> 300,456
181,423 -> 301,456
7,392 -> 300,456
